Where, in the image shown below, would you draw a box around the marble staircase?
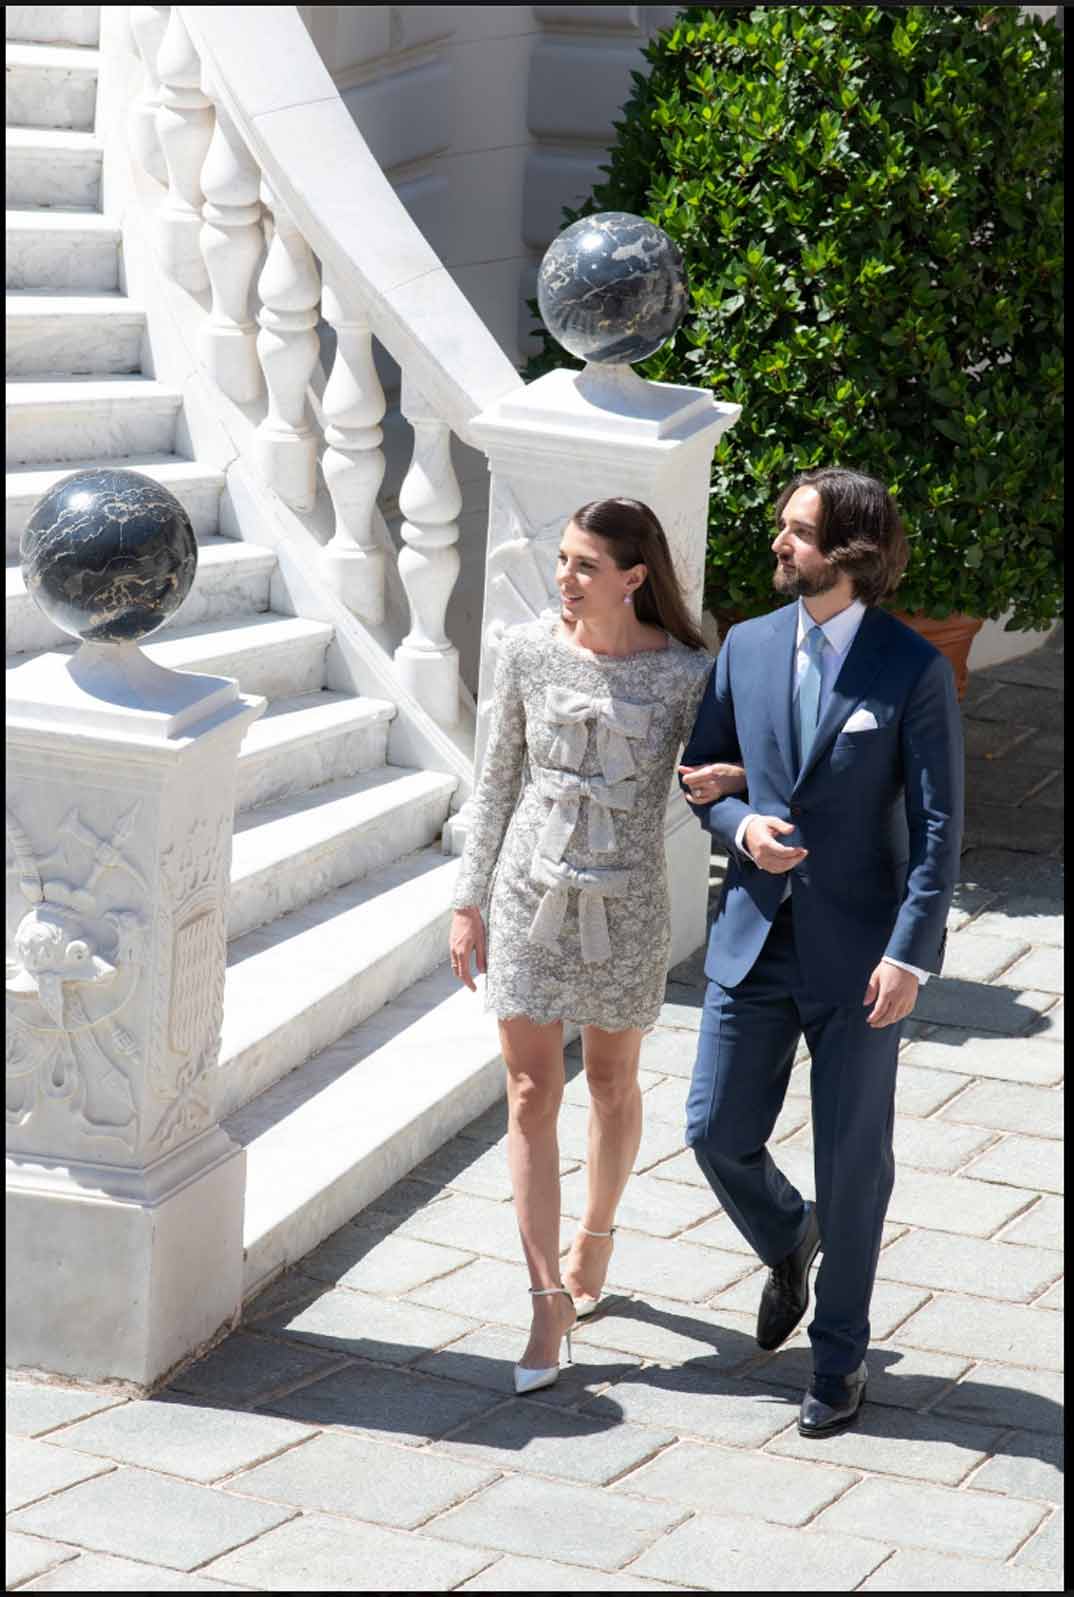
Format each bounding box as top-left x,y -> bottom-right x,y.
5,4 -> 506,1306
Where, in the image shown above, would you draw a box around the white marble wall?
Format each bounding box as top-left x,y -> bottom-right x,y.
969,614 -> 1059,673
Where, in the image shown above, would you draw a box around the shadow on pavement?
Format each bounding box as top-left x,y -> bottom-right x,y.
162,1262 -> 1063,1470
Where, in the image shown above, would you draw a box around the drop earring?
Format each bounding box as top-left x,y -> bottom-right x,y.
623,591 -> 633,605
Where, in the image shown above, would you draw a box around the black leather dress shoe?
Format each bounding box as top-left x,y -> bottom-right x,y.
756,1203 -> 821,1351
798,1361 -> 868,1437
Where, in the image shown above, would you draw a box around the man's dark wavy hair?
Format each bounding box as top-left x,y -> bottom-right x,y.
774,467 -> 909,606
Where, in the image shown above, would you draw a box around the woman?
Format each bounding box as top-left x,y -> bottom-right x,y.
449,497 -> 745,1393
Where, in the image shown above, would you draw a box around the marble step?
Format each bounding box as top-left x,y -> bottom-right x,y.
6,455 -> 225,556
216,847 -> 461,1125
235,690 -> 396,815
229,765 -> 458,941
5,376 -> 181,466
6,8 -> 100,47
229,964 -> 505,1297
6,210 -> 121,292
5,536 -> 276,657
5,42 -> 100,132
6,612 -> 335,701
140,612 -> 334,702
6,293 -> 145,376
6,126 -> 101,209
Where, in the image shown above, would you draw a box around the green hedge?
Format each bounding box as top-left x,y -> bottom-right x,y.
524,5 -> 1064,630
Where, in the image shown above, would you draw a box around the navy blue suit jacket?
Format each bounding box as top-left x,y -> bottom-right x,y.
681,603 -> 964,1004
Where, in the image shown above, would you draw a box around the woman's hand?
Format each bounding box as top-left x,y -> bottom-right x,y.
450,907 -> 487,992
678,762 -> 748,805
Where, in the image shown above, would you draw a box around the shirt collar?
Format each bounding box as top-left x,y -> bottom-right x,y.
797,596 -> 866,658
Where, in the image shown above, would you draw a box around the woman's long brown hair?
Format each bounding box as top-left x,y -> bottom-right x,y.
570,497 -> 706,651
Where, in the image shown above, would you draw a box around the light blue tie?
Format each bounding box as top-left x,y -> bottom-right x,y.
796,625 -> 827,770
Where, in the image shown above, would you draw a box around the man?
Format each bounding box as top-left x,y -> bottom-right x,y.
679,467 -> 963,1437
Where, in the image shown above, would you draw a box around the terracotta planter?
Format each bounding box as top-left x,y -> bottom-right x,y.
888,610 -> 984,700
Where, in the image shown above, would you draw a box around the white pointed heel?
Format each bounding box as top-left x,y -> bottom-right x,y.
513,1286 -> 576,1396
570,1226 -> 616,1318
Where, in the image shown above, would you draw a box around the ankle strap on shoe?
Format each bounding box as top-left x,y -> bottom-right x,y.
529,1286 -> 572,1300
580,1226 -> 615,1237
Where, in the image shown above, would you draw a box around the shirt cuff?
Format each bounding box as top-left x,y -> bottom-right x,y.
734,813 -> 761,862
882,956 -> 930,986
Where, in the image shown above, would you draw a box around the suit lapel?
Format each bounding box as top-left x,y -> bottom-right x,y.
765,604 -> 798,788
793,605 -> 888,791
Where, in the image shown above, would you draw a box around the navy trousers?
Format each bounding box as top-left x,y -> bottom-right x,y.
685,900 -> 902,1376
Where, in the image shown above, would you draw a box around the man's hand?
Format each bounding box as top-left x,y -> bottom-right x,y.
863,961 -> 919,1028
450,907 -> 487,992
679,762 -> 748,805
744,816 -> 808,874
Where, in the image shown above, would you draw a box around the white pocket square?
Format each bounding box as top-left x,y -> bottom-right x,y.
842,708 -> 879,733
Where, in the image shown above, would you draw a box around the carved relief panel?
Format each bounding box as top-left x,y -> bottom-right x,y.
6,772 -> 236,1169
147,810 -> 230,1156
6,797 -> 150,1156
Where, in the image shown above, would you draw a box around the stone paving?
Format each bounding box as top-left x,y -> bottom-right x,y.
5,630 -> 1064,1592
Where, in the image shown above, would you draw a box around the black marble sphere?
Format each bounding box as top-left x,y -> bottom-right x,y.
20,468 -> 198,645
537,212 -> 688,365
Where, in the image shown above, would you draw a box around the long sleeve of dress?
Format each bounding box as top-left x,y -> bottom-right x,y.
678,657 -> 714,749
452,631 -> 528,913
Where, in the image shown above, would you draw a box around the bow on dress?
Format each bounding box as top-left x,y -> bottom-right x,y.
544,687 -> 653,783
526,850 -> 632,965
533,767 -> 637,860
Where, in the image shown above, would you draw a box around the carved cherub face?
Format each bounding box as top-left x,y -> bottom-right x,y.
13,905 -> 105,979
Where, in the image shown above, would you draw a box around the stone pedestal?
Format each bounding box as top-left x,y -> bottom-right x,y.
448,363 -> 740,968
5,644 -> 263,1388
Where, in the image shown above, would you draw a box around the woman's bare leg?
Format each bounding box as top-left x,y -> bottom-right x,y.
563,1025 -> 644,1303
500,1015 -> 575,1368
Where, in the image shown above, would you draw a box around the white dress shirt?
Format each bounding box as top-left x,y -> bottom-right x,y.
733,598 -> 929,984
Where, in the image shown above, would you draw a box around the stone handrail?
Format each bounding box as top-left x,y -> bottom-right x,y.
122,4 -> 524,736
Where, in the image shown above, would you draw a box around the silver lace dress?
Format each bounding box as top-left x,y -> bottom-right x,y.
453,615 -> 713,1032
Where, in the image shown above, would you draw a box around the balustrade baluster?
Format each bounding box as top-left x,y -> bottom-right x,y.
254,185 -> 321,512
394,379 -> 462,726
198,82 -> 263,404
128,5 -> 168,183
155,7 -> 212,291
319,279 -> 388,623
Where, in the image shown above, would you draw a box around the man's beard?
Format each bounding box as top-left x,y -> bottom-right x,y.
773,558 -> 840,599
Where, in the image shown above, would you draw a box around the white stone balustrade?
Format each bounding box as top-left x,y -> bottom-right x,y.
254,184 -> 321,512
319,276 -> 387,623
6,642 -> 263,1388
128,4 -> 169,184
394,378 -> 463,727
198,80 -> 264,404
155,5 -> 212,291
